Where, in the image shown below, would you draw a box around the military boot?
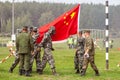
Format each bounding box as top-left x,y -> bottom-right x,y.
25,70 -> 32,77
36,69 -> 40,73
38,69 -> 43,75
19,69 -> 23,76
80,69 -> 86,76
29,68 -> 32,73
52,69 -> 59,76
74,65 -> 77,70
22,69 -> 25,75
95,70 -> 100,76
75,69 -> 79,74
9,68 -> 13,73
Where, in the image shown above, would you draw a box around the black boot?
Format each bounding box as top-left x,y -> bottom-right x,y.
19,69 -> 23,76
36,69 -> 40,73
22,69 -> 25,75
9,68 -> 13,73
80,69 -> 86,76
52,69 -> 59,76
29,68 -> 32,73
38,69 -> 43,75
95,70 -> 100,76
75,69 -> 79,74
25,70 -> 32,77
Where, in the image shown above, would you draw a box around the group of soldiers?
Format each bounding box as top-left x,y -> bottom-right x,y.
74,30 -> 100,76
9,26 -> 58,77
8,25 -> 100,77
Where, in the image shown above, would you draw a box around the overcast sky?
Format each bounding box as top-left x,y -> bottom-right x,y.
1,0 -> 120,5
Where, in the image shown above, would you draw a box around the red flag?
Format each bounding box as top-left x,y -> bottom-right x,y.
37,4 -> 80,43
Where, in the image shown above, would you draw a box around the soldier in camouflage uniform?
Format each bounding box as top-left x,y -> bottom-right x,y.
74,31 -> 85,74
16,26 -> 33,77
81,30 -> 100,76
38,26 -> 58,75
9,29 -> 23,73
29,27 -> 41,73
9,53 -> 20,73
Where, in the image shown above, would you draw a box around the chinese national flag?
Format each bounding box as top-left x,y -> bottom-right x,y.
37,4 -> 80,43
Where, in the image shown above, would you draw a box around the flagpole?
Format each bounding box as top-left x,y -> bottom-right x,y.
11,0 -> 15,42
11,0 -> 16,47
77,4 -> 81,33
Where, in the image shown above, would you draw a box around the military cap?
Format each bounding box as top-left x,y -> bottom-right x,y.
33,27 -> 37,32
84,30 -> 91,33
23,26 -> 28,30
49,26 -> 55,31
30,27 -> 33,30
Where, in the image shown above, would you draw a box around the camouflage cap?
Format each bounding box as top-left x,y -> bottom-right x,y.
33,27 -> 37,32
48,26 -> 56,34
49,26 -> 55,31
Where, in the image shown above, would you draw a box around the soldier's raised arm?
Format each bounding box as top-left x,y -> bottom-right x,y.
39,33 -> 48,47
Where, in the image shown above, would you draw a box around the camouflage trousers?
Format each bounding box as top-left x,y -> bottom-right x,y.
82,55 -> 99,73
30,51 -> 41,70
40,48 -> 55,71
74,50 -> 84,71
9,56 -> 19,70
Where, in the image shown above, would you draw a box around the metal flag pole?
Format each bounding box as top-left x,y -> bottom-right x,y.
11,0 -> 16,43
105,0 -> 109,70
77,4 -> 81,33
1,17 -> 2,33
12,0 -> 15,35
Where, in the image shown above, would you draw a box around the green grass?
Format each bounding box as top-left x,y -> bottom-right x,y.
0,43 -> 120,80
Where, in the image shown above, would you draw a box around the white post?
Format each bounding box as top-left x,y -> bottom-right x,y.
105,0 -> 109,70
11,0 -> 16,46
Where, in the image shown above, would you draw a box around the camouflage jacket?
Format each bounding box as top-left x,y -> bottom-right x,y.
16,32 -> 33,54
39,32 -> 53,49
32,32 -> 39,45
84,36 -> 95,56
77,37 -> 85,52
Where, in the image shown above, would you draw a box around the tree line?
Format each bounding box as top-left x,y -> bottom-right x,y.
0,1 -> 120,37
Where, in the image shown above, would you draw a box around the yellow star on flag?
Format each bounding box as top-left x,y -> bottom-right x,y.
70,12 -> 76,19
63,12 -> 76,26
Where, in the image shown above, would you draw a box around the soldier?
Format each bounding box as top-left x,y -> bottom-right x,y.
29,27 -> 33,35
29,27 -> 41,73
9,53 -> 20,73
81,30 -> 100,76
74,31 -> 85,74
38,26 -> 58,75
16,26 -> 33,77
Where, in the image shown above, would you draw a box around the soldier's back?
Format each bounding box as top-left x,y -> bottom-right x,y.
17,32 -> 31,54
85,36 -> 94,56
77,37 -> 85,49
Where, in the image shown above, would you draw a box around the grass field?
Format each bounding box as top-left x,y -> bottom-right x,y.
0,43 -> 120,80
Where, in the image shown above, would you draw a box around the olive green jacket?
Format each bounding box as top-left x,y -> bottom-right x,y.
16,32 -> 33,54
